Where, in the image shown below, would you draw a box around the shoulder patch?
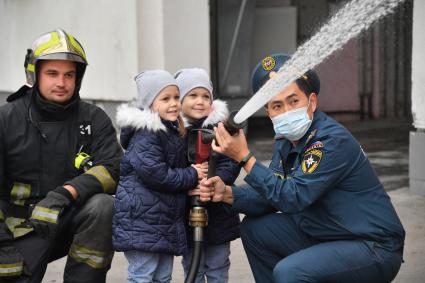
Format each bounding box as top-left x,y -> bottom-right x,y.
304,141 -> 324,152
301,149 -> 323,173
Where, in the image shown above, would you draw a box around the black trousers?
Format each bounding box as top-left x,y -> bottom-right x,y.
9,194 -> 114,283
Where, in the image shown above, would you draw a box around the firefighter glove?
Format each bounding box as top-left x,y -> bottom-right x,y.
29,187 -> 74,238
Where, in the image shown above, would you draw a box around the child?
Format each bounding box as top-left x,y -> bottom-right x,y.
175,68 -> 241,283
112,70 -> 205,283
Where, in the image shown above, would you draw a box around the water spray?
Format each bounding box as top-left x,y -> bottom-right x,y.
187,1 -> 405,280
233,0 -> 406,124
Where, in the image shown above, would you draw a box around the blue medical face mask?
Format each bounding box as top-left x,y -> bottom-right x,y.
270,100 -> 313,141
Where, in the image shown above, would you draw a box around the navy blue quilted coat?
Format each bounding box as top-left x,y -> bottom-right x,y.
112,104 -> 198,255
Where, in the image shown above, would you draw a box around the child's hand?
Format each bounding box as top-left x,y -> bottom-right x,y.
200,162 -> 209,175
188,185 -> 201,196
191,164 -> 207,180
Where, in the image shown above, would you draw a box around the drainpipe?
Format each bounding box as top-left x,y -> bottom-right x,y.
409,0 -> 425,195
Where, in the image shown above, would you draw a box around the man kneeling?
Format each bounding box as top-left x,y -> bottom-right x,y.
0,29 -> 122,283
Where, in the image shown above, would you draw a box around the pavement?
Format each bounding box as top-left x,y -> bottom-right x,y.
42,117 -> 425,283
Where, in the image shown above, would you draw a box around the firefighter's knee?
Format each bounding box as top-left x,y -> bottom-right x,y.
75,194 -> 114,234
84,194 -> 114,218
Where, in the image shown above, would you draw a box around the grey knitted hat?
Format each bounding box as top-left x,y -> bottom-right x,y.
174,68 -> 213,102
134,70 -> 178,109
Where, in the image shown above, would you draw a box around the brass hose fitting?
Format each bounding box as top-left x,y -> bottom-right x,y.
189,207 -> 208,228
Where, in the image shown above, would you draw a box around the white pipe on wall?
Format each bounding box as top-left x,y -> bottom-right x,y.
412,0 -> 425,130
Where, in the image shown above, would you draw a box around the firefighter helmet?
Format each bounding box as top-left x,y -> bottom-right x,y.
24,29 -> 88,87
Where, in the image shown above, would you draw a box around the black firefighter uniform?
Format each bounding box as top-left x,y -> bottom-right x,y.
0,85 -> 122,281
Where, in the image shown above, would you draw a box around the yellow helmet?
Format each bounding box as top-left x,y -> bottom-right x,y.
24,29 -> 88,87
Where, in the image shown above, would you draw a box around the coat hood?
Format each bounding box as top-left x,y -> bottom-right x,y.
116,103 -> 167,132
184,99 -> 229,128
116,103 -> 167,149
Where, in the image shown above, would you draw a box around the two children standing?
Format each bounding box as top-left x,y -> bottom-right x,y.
112,68 -> 241,283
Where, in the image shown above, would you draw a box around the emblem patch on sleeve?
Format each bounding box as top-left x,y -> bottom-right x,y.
301,149 -> 323,173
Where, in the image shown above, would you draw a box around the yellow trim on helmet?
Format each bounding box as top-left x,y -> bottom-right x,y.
67,34 -> 87,61
27,63 -> 35,73
25,29 -> 87,86
34,31 -> 60,57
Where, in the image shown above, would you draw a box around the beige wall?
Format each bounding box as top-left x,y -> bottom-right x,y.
0,0 -> 211,102
0,0 -> 139,101
137,0 -> 210,75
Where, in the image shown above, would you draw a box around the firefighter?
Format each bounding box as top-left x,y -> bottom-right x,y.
198,54 -> 405,283
0,29 -> 122,282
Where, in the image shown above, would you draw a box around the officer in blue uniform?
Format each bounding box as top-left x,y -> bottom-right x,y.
198,54 -> 405,283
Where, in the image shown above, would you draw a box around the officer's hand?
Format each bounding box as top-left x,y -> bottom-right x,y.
212,123 -> 250,162
30,187 -> 74,238
199,176 -> 226,202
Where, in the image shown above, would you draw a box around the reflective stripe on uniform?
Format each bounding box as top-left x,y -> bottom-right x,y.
0,262 -> 24,277
10,182 -> 31,206
5,217 -> 33,238
85,166 -> 116,194
0,209 -> 4,220
31,206 -> 59,224
69,243 -> 113,269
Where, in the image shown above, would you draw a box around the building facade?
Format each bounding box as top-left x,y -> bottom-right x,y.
0,0 -> 423,193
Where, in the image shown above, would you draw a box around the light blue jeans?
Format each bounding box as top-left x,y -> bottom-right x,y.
124,250 -> 174,283
182,242 -> 231,283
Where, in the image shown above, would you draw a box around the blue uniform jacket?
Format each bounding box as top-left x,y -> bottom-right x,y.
112,104 -> 199,255
232,110 -> 405,252
184,100 -> 241,245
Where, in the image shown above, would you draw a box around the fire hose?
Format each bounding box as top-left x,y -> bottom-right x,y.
185,111 -> 246,283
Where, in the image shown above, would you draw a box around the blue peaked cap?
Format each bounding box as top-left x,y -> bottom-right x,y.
250,53 -> 320,95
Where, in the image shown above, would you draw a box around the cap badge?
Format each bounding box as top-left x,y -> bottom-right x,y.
262,56 -> 276,71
